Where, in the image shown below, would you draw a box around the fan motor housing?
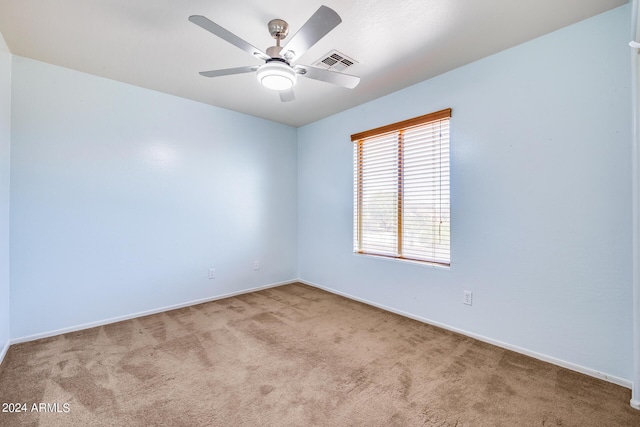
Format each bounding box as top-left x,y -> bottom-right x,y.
266,46 -> 284,59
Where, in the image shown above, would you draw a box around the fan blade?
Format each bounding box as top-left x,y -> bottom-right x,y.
280,6 -> 341,63
199,66 -> 258,78
296,65 -> 360,89
189,15 -> 270,61
279,88 -> 296,102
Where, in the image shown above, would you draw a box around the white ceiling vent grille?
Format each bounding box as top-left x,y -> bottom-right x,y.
314,50 -> 358,72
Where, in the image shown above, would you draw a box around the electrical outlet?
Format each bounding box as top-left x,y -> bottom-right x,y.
253,261 -> 260,270
208,268 -> 216,279
463,291 -> 472,306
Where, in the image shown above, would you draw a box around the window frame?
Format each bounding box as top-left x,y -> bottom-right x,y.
351,108 -> 452,267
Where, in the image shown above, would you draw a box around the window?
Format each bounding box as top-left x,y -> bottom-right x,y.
352,108 -> 451,266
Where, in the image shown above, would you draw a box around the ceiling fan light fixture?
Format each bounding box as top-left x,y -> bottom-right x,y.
256,61 -> 297,91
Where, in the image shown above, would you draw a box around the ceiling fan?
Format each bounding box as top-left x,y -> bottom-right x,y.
189,5 -> 360,102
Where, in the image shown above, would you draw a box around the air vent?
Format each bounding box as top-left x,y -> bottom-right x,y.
314,50 -> 358,72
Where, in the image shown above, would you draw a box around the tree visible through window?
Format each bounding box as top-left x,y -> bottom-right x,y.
352,108 -> 451,266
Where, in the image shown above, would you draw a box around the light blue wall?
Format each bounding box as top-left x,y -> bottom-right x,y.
298,6 -> 633,381
10,56 -> 298,339
0,33 -> 10,357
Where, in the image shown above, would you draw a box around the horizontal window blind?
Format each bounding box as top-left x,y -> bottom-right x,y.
352,109 -> 451,265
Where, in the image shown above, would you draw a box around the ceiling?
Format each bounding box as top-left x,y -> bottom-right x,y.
0,0 -> 627,127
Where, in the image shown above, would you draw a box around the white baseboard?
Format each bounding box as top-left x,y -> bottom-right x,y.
11,279 -> 298,345
0,339 -> 9,367
298,279 -> 633,390
631,399 -> 640,410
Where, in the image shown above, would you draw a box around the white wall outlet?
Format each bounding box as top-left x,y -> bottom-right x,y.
253,261 -> 260,270
463,290 -> 472,306
208,268 -> 216,279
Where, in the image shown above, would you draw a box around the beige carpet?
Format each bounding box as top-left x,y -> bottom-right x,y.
0,282 -> 638,426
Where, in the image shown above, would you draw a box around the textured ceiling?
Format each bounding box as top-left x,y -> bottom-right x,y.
0,0 -> 627,127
